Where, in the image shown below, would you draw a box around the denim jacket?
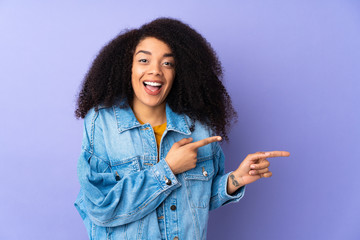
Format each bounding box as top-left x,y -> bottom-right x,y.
74,102 -> 246,240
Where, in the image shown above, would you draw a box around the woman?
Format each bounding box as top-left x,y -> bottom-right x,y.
74,18 -> 290,240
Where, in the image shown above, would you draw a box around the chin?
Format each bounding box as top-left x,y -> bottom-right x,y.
139,97 -> 166,108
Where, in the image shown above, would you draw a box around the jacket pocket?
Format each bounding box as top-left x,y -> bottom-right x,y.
110,156 -> 141,181
183,156 -> 215,208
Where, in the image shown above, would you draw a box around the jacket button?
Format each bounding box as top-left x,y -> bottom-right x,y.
173,237 -> 179,240
170,205 -> 176,211
202,167 -> 208,177
165,177 -> 172,185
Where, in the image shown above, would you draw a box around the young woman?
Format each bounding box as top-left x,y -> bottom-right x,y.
74,18 -> 290,240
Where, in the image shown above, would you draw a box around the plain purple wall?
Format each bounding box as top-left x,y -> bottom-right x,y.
1,0 -> 359,239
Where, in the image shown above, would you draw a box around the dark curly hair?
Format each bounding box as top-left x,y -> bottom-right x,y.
75,17 -> 237,140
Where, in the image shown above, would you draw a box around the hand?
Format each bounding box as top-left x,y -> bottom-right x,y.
165,136 -> 222,174
229,151 -> 290,189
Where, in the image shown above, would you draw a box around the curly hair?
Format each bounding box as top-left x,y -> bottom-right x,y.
75,17 -> 237,140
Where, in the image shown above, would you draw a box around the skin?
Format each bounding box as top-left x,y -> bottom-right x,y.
165,136 -> 290,195
226,151 -> 290,195
131,37 -> 176,126
131,37 -> 290,194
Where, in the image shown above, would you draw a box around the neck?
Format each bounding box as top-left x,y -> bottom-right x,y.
132,99 -> 167,127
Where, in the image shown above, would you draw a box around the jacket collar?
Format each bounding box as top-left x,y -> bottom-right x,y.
113,102 -> 191,135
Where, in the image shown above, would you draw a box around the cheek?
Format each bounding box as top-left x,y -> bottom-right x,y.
131,67 -> 139,79
131,71 -> 140,91
166,71 -> 175,87
132,63 -> 145,77
131,69 -> 145,90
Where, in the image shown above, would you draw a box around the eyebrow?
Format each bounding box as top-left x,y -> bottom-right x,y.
135,50 -> 174,58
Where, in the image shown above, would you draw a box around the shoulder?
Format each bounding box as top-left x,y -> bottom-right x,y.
81,105 -> 117,158
84,105 -> 116,128
182,115 -> 215,138
82,105 -> 120,144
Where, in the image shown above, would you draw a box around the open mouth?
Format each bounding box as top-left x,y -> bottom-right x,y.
143,81 -> 163,92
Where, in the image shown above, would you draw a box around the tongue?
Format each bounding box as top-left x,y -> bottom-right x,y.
146,85 -> 160,92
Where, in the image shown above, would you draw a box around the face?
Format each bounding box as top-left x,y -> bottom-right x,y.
131,37 -> 175,110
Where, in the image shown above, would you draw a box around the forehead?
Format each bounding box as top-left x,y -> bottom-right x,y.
135,37 -> 172,53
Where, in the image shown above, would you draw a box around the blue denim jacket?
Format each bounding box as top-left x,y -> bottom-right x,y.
74,102 -> 245,240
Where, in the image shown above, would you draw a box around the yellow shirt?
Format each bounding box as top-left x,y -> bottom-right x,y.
136,118 -> 167,151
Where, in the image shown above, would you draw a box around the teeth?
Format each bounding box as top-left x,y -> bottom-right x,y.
144,81 -> 162,86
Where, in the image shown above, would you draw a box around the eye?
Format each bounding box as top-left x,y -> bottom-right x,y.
138,59 -> 148,63
163,61 -> 174,67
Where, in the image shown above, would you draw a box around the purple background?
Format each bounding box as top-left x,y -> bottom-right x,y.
1,1 -> 359,239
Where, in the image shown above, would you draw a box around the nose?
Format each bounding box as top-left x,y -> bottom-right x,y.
148,62 -> 162,76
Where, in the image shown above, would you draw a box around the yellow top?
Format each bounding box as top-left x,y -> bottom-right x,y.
136,118 -> 167,151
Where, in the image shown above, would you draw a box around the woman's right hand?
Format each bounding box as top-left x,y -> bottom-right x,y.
165,136 -> 222,174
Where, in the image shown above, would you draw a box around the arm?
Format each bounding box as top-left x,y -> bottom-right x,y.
226,151 -> 291,194
210,146 -> 291,210
77,110 -> 180,227
209,143 -> 246,211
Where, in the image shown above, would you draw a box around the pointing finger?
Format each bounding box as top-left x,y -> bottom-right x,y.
246,151 -> 290,162
190,136 -> 222,149
246,152 -> 270,162
174,137 -> 193,147
265,151 -> 290,158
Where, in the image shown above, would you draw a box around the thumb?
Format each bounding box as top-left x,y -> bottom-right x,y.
175,137 -> 193,147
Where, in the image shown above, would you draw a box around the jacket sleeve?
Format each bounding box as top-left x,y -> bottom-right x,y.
77,109 -> 181,227
209,142 -> 245,211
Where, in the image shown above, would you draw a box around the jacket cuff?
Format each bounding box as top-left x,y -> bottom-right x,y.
220,171 -> 246,205
151,158 -> 181,191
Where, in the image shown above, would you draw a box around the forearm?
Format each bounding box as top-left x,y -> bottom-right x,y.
209,172 -> 246,211
78,150 -> 180,227
227,172 -> 244,195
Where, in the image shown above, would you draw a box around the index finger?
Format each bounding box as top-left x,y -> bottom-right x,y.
190,136 -> 222,149
265,151 -> 290,158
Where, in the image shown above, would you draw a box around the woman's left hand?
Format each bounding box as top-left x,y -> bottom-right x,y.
227,151 -> 290,193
